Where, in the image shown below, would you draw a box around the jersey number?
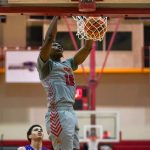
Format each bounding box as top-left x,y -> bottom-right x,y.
65,74 -> 75,86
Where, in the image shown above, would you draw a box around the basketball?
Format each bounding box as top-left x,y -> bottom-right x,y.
84,17 -> 107,40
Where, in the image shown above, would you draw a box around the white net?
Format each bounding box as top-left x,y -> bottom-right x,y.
73,16 -> 107,41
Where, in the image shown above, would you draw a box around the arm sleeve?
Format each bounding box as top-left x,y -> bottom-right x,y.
37,56 -> 53,80
67,57 -> 78,71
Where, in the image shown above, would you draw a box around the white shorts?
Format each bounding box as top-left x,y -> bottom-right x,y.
45,107 -> 80,150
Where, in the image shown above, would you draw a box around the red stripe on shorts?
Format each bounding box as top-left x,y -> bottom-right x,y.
50,111 -> 62,137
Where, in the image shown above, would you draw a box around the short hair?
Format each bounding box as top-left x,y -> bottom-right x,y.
52,40 -> 64,49
27,124 -> 42,143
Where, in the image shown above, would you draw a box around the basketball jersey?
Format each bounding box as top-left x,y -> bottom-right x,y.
37,57 -> 78,109
24,145 -> 47,150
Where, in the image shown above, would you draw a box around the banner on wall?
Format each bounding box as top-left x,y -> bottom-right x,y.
5,51 -> 41,83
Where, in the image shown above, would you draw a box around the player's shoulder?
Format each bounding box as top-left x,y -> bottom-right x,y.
63,58 -> 74,63
17,146 -> 26,150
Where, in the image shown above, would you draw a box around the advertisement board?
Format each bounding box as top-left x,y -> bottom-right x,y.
5,51 -> 40,83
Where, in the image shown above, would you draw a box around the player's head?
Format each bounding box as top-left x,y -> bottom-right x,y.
50,41 -> 64,61
27,124 -> 44,143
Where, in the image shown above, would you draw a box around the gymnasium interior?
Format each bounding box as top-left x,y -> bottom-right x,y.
0,0 -> 150,149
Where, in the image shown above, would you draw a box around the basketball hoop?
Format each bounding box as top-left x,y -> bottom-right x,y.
83,124 -> 103,150
88,136 -> 98,150
88,135 -> 97,141
79,0 -> 96,12
73,16 -> 107,41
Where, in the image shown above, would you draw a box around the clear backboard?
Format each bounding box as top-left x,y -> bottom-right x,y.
76,111 -> 120,142
76,111 -> 120,150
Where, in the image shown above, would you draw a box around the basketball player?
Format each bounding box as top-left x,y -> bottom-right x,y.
17,124 -> 47,150
37,16 -> 93,150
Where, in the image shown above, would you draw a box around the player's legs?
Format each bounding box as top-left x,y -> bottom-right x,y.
73,112 -> 80,150
45,108 -> 78,150
50,130 -> 74,150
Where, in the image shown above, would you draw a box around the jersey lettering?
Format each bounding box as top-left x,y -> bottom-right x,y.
65,74 -> 74,86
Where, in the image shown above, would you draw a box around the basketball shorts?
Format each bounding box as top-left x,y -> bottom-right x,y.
45,106 -> 80,150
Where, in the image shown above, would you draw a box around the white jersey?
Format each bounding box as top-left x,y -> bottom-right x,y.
37,57 -> 78,109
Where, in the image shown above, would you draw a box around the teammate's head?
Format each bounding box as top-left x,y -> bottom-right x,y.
27,124 -> 44,143
50,41 -> 64,61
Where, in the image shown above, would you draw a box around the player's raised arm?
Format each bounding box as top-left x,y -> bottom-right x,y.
74,40 -> 93,66
40,16 -> 58,62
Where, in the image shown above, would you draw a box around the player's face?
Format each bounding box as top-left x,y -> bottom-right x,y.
51,42 -> 63,59
30,126 -> 44,141
52,42 -> 63,52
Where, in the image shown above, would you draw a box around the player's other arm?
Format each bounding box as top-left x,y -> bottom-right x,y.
40,16 -> 58,62
74,40 -> 93,66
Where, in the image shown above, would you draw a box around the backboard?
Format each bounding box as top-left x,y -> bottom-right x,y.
76,111 -> 120,143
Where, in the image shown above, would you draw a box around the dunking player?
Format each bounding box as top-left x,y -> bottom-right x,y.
37,16 -> 93,150
17,124 -> 47,150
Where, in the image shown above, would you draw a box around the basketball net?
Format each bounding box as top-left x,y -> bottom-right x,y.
73,16 -> 107,41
